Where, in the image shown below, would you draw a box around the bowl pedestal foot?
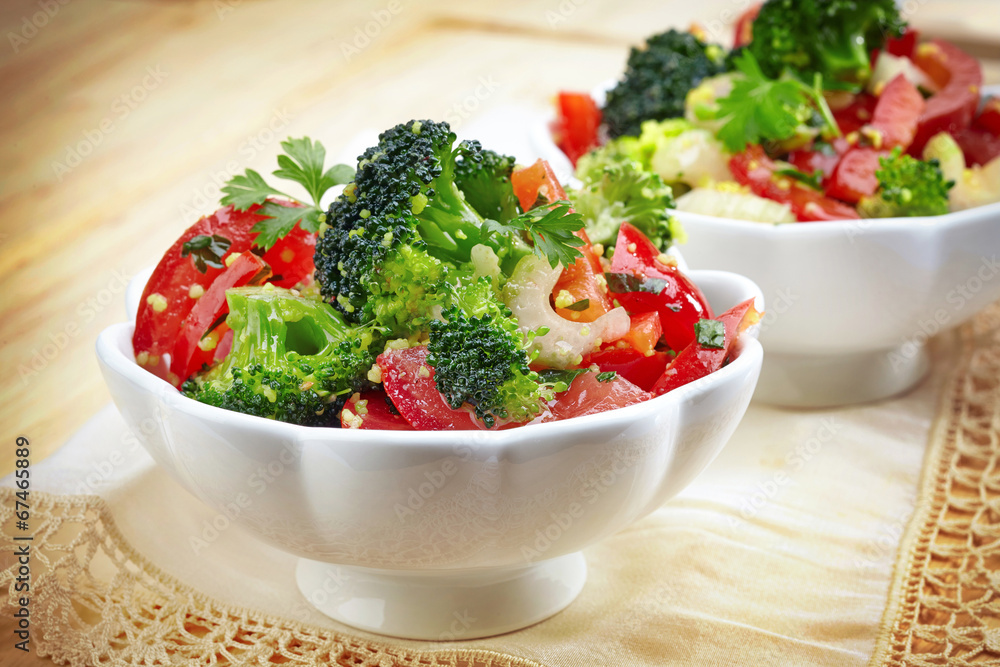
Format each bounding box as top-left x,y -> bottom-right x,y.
295,551 -> 587,640
754,342 -> 930,408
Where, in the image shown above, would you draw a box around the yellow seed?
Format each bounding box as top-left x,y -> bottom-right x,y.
592,243 -> 604,257
136,351 -> 149,366
280,248 -> 295,263
188,284 -> 204,299
146,293 -> 168,313
367,364 -> 383,383
224,252 -> 241,267
554,289 -> 575,309
355,399 -> 369,416
580,325 -> 591,336
418,365 -> 431,378
299,380 -> 315,391
627,243 -> 637,253
341,408 -> 362,429
197,329 -> 220,352
656,253 -> 676,267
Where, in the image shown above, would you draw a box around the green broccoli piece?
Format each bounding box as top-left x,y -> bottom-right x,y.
569,146 -> 684,252
454,140 -> 520,224
858,148 -> 954,218
749,0 -> 905,89
315,119 -> 582,334
603,29 -> 728,139
427,277 -> 553,428
181,286 -> 377,426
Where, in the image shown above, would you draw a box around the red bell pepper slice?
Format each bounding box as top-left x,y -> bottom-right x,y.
886,28 -> 920,60
581,347 -> 670,393
652,298 -> 761,396
976,97 -> 1000,136
730,146 -> 860,221
608,222 -> 713,352
953,126 -> 1000,167
833,94 -> 878,136
553,91 -> 602,166
133,201 -> 316,383
910,39 -> 983,155
864,74 -> 925,150
511,159 -> 568,211
341,390 -> 414,430
826,147 -> 887,203
168,252 -> 271,385
733,4 -> 761,48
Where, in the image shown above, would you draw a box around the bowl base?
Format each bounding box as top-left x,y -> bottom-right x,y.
295,552 -> 587,640
754,343 -> 930,408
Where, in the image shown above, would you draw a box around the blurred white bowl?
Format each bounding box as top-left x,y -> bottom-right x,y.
530,84 -> 1000,407
97,268 -> 762,640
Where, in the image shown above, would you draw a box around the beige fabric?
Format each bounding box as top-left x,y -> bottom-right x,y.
870,305 -> 1000,666
2,317 -> 980,665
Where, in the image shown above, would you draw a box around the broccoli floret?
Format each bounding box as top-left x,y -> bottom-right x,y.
315,120 -> 542,333
454,140 -> 520,224
427,277 -> 553,428
603,29 -> 728,139
858,148 -> 954,218
181,286 -> 377,426
749,0 -> 905,88
569,147 -> 684,251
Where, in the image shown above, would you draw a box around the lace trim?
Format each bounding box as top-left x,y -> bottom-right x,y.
871,303 -> 1000,667
0,491 -> 541,667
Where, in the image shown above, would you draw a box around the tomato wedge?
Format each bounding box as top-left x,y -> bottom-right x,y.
652,298 -> 760,396
826,147 -> 887,203
863,74 -> 925,150
553,91 -> 602,166
166,252 -> 271,386
976,97 -> 1000,136
619,312 -> 662,356
581,347 -> 670,392
341,391 -> 414,430
833,94 -> 877,136
910,39 -> 983,156
378,346 -> 498,431
886,28 -> 920,60
133,202 -> 317,383
511,159 -> 568,211
546,372 -> 651,422
789,138 -> 850,182
730,146 -> 860,221
607,222 -> 712,352
953,126 -> 1000,167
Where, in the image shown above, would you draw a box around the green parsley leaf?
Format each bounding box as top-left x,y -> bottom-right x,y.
482,201 -> 584,269
565,299 -> 591,312
181,234 -> 231,273
220,169 -> 288,210
249,203 -> 322,251
694,319 -> 726,350
220,137 -> 354,250
715,51 -> 839,153
596,371 -> 617,383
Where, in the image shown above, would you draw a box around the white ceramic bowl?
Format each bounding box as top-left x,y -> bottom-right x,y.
531,85 -> 1000,407
97,268 -> 763,640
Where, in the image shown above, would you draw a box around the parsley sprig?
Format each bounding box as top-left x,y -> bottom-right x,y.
715,51 -> 839,153
221,137 -> 355,250
482,201 -> 585,269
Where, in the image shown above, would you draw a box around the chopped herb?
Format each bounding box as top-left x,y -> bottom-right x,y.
221,137 -> 355,251
775,167 -> 824,191
596,371 -> 617,383
604,272 -> 668,295
181,234 -> 231,273
565,298 -> 591,312
694,319 -> 726,349
537,367 -> 591,392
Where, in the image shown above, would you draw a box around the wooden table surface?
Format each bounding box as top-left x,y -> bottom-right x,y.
1,0 -> 998,480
